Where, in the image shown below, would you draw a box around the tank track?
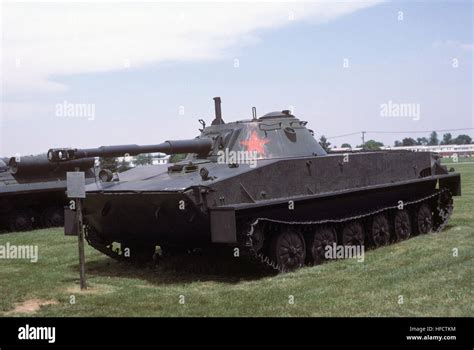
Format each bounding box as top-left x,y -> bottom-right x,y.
84,189 -> 453,271
245,188 -> 453,273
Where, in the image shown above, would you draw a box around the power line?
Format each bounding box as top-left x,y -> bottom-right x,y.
325,131 -> 362,139
327,127 -> 474,139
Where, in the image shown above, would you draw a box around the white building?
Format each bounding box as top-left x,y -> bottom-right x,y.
151,153 -> 170,165
331,144 -> 474,158
115,153 -> 170,167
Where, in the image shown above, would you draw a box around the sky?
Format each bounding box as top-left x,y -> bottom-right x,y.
1,0 -> 473,156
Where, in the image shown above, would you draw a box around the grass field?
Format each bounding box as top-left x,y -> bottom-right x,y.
0,164 -> 472,317
441,157 -> 474,165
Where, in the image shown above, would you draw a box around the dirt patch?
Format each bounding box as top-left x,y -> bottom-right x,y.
5,299 -> 58,315
66,283 -> 116,295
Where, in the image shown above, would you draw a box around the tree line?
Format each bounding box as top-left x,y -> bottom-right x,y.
319,131 -> 473,152
393,132 -> 472,147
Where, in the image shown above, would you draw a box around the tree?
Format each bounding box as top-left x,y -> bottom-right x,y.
341,143 -> 352,148
99,157 -> 118,172
117,159 -> 131,173
441,133 -> 453,145
394,140 -> 403,147
402,137 -> 417,146
453,134 -> 472,145
428,131 -> 439,146
358,140 -> 384,150
319,135 -> 331,152
169,154 -> 187,163
135,153 -> 153,166
416,137 -> 428,146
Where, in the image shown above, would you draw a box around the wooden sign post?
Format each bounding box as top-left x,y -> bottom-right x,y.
66,170 -> 87,290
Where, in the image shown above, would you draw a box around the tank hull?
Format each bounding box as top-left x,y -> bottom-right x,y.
82,151 -> 461,249
85,192 -> 209,247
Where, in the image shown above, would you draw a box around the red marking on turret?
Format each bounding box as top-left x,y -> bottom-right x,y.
240,131 -> 269,155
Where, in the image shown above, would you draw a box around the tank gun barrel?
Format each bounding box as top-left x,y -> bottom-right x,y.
8,155 -> 94,176
47,138 -> 213,162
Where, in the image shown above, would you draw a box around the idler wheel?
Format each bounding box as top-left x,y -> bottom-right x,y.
370,214 -> 390,247
393,210 -> 411,241
306,226 -> 337,265
250,225 -> 265,253
434,191 -> 453,230
416,203 -> 433,235
342,221 -> 364,247
269,228 -> 306,271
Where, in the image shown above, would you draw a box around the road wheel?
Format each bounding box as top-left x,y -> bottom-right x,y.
370,214 -> 390,247
416,203 -> 433,235
394,210 -> 411,241
269,228 -> 306,271
306,226 -> 337,265
342,221 -> 364,246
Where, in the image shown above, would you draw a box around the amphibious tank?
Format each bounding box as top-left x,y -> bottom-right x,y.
0,154 -> 96,232
48,97 -> 461,271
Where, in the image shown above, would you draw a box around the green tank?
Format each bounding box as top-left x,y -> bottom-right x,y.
0,155 -> 95,232
47,97 -> 461,271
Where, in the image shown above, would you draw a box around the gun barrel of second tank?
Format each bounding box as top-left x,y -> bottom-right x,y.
9,155 -> 94,176
47,138 -> 213,162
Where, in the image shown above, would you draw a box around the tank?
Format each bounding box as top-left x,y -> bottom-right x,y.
0,154 -> 96,232
48,97 -> 461,271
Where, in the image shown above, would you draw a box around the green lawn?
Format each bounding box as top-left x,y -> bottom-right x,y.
442,156 -> 474,164
0,164 -> 472,317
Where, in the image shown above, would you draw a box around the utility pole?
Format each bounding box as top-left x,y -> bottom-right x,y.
67,169 -> 87,290
76,197 -> 86,290
362,131 -> 366,150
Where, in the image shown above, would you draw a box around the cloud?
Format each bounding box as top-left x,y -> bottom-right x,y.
2,0 -> 381,95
